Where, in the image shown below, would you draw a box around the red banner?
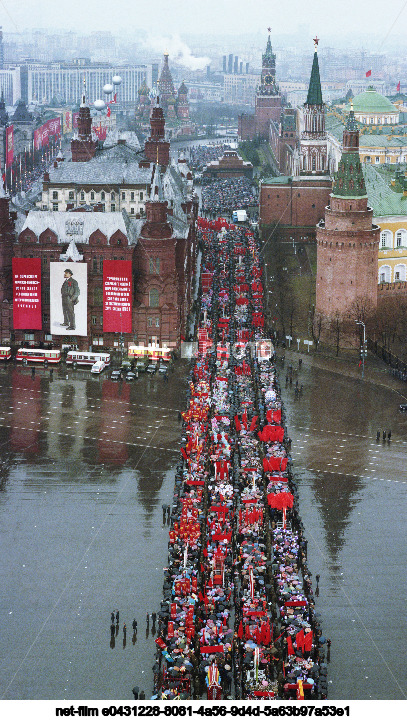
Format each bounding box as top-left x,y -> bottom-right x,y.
12,258 -> 42,329
103,260 -> 132,333
34,117 -> 61,150
5,125 -> 13,166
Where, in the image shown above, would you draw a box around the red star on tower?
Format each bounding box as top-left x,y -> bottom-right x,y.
313,36 -> 320,49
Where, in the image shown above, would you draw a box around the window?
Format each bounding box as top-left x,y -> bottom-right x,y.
131,192 -> 135,201
52,191 -> 58,199
140,192 -> 143,201
69,191 -> 74,200
155,318 -> 160,328
91,191 -> 95,200
149,259 -> 154,273
148,317 -> 153,327
93,336 -> 104,346
156,258 -> 160,273
80,192 -> 85,200
375,157 -> 380,164
365,156 -> 371,163
92,316 -> 97,325
380,231 -> 392,248
394,264 -> 406,281
396,229 -> 406,247
94,286 -> 103,305
111,204 -> 116,212
24,333 -> 34,341
52,203 -> 58,211
130,207 -> 135,215
111,192 -> 115,200
379,265 -> 391,283
93,258 -> 98,272
101,191 -> 105,200
149,288 -> 159,307
122,192 -> 125,200
100,316 -> 103,326
42,314 -> 49,324
99,257 -> 103,273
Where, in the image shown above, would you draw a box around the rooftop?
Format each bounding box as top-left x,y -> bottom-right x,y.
20,210 -> 140,244
363,163 -> 407,216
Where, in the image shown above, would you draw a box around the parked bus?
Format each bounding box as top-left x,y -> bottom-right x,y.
0,347 -> 11,361
66,351 -> 111,367
16,348 -> 62,364
128,345 -> 171,363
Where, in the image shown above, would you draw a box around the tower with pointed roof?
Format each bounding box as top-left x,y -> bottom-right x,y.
157,52 -> 176,115
315,108 -> 379,337
144,96 -> 170,167
176,81 -> 189,121
253,32 -> 282,138
71,81 -> 97,162
299,38 -> 328,174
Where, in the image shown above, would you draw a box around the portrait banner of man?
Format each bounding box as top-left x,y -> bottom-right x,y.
50,262 -> 87,336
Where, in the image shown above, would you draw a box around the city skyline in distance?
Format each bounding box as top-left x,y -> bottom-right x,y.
2,0 -> 407,49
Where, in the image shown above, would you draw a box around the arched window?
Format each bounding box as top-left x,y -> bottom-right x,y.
380,230 -> 392,248
379,265 -> 391,283
395,229 -> 407,247
394,264 -> 406,281
149,288 -> 159,307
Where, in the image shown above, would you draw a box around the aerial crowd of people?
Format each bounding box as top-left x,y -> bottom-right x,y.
151,215 -> 327,701
201,178 -> 258,215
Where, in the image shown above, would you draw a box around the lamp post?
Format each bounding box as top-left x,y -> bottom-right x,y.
356,320 -> 366,379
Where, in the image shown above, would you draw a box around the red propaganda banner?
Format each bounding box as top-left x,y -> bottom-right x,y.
5,125 -> 13,166
103,260 -> 132,333
12,257 -> 42,329
34,117 -> 61,150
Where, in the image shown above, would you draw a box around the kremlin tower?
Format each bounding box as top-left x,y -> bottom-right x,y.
71,82 -> 97,162
299,38 -> 328,174
315,107 -> 379,341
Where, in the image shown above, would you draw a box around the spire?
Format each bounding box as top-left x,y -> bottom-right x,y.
80,75 -> 87,107
305,46 -> 323,106
150,163 -> 164,201
332,111 -> 366,197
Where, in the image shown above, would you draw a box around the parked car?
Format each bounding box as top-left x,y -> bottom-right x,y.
91,360 -> 106,374
125,371 -> 137,381
158,363 -> 169,375
146,363 -> 158,375
120,360 -> 133,373
110,370 -> 121,380
135,359 -> 149,373
399,403 -> 407,411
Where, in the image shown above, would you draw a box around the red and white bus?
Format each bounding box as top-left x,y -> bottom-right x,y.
128,345 -> 171,363
16,348 -> 62,364
66,351 -> 111,367
0,346 -> 11,361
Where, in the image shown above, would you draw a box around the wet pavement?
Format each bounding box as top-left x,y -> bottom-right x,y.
0,362 -> 186,700
0,354 -> 406,700
277,350 -> 407,700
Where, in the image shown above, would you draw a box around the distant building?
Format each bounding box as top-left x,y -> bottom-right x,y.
202,149 -> 253,181
238,34 -> 282,141
223,74 -> 258,105
349,86 -> 399,126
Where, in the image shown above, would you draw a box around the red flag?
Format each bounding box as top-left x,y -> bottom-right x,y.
106,106 -> 111,118
366,70 -> 372,77
287,635 -> 295,656
237,620 -> 244,639
303,630 -> 313,652
397,81 -> 401,93
296,628 -> 305,651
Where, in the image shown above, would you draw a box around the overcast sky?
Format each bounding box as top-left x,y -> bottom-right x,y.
2,0 -> 407,44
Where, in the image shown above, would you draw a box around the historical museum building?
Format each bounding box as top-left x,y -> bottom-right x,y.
0,94 -> 198,351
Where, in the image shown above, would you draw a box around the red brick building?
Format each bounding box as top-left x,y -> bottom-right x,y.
238,34 -> 282,141
315,110 -> 379,338
0,98 -> 198,351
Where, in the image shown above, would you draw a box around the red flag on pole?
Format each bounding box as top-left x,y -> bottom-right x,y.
397,81 -> 401,93
366,70 -> 372,77
287,635 -> 295,656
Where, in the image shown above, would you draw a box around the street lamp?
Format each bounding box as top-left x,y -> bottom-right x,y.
356,320 -> 366,379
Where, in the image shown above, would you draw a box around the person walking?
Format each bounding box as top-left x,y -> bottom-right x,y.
387,429 -> 392,441
132,619 -> 138,632
111,612 -> 115,624
116,610 -> 119,624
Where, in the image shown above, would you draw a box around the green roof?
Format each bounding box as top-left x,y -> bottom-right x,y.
262,175 -> 292,184
305,52 -> 323,106
363,163 -> 407,216
359,135 -> 406,147
349,87 -> 398,114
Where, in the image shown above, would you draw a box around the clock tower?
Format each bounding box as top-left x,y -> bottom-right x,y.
253,32 -> 282,138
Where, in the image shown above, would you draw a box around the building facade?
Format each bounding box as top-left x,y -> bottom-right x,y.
315,110 -> 379,335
